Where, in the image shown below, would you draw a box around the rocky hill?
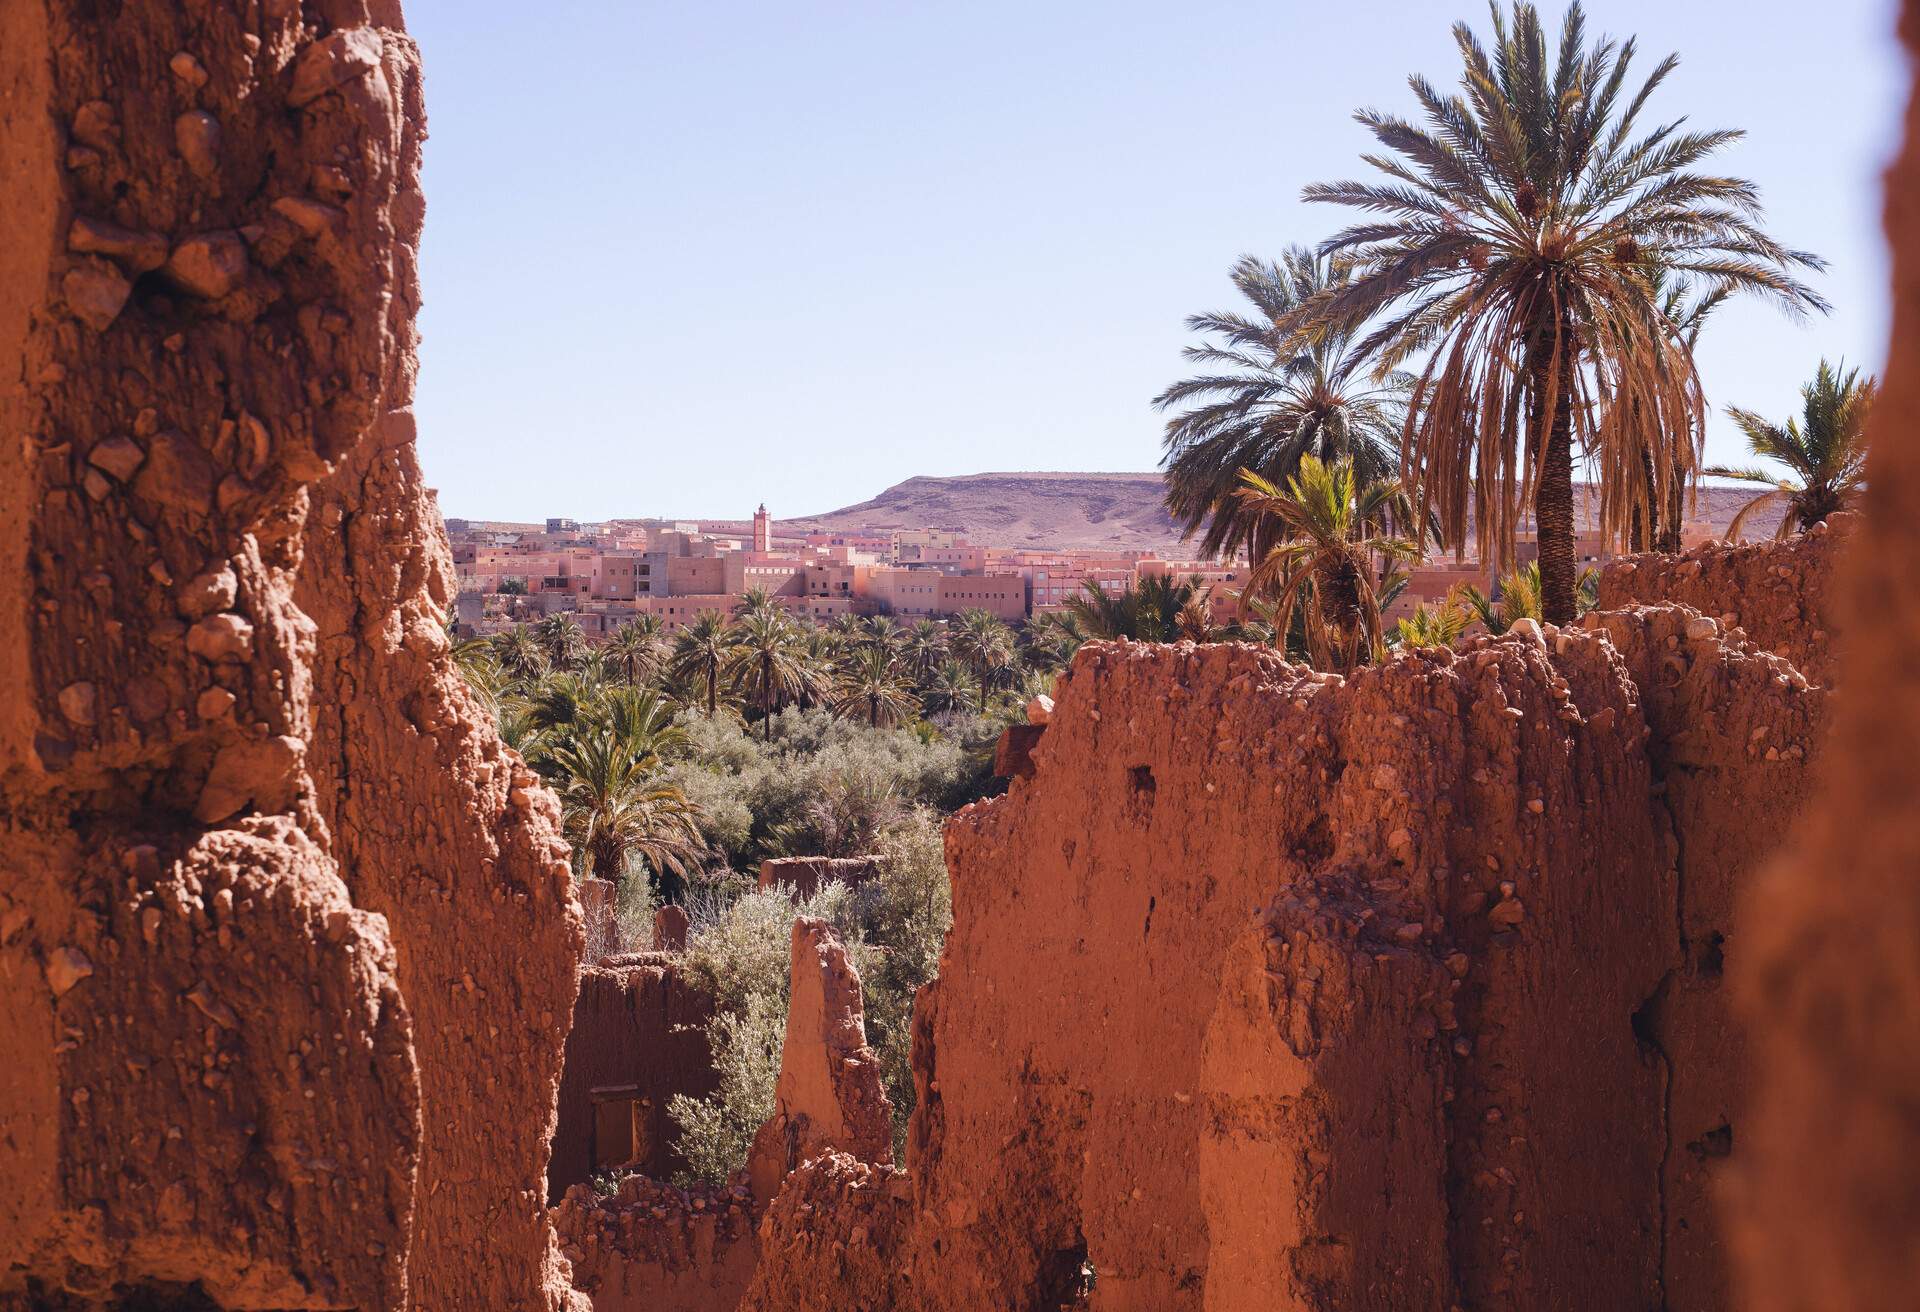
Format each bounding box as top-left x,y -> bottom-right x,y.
782,471 -> 1783,551
781,471 -> 1186,550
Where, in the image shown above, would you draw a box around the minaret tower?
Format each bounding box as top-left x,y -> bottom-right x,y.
753,503 -> 771,555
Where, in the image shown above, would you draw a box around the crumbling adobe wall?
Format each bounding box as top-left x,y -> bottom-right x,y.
749,592 -> 1829,1310
1730,1 -> 1920,1303
1583,605 -> 1828,1309
555,918 -> 894,1312
1596,516 -> 1851,687
0,4 -> 580,1308
551,1175 -> 759,1312
550,956 -> 718,1201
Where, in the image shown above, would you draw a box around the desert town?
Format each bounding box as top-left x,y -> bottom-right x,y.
1,2 -> 1915,1312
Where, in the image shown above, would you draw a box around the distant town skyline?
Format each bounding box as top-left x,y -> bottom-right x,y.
409,0 -> 1903,521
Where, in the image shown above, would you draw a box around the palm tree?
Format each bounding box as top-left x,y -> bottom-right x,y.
1292,1 -> 1826,622
1064,573 -> 1204,642
605,616 -> 666,687
725,609 -> 813,738
1157,248 -> 1409,562
492,624 -> 547,683
947,609 -> 1015,712
600,685 -> 690,760
859,614 -> 906,657
1023,611 -> 1088,672
735,585 -> 780,621
670,611 -> 733,716
531,613 -> 587,671
1634,272 -> 1731,550
902,619 -> 948,682
545,721 -> 706,900
1711,360 -> 1873,540
919,662 -> 976,717
1235,456 -> 1422,672
831,645 -> 921,728
525,671 -> 598,736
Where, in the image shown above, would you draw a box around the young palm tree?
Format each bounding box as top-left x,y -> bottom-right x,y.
1453,560 -> 1597,634
725,609 -> 813,739
1393,598 -> 1472,648
1176,590 -> 1218,643
1157,247 -> 1409,561
531,613 -> 587,671
525,671 -> 598,736
669,611 -> 733,716
491,624 -> 547,683
947,609 -> 1015,712
1235,456 -> 1422,672
1710,360 -> 1873,540
1293,1 -> 1826,622
831,645 -> 921,729
605,616 -> 667,687
545,720 -> 706,899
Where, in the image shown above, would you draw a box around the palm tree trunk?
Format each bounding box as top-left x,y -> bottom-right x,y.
1531,334 -> 1578,625
1658,478 -> 1684,553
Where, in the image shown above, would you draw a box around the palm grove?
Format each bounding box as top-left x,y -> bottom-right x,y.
1157,1 -> 1868,664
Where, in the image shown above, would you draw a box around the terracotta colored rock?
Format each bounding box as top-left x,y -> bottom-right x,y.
61,259 -> 130,331
757,855 -> 882,900
288,26 -> 385,108
747,918 -> 893,1206
654,902 -> 691,951
992,721 -> 1045,779
164,230 -> 249,298
67,216 -> 168,272
174,109 -> 222,179
0,7 -> 582,1309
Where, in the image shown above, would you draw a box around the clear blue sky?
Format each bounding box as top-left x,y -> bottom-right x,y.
408,0 -> 1905,523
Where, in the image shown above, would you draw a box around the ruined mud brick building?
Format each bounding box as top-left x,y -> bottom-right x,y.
3,2 -> 1918,1311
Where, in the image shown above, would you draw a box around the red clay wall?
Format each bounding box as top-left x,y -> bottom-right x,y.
550,957 -> 718,1201
748,596 -> 1829,1310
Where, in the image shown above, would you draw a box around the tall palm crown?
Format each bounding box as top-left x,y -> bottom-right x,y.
725,610 -> 815,738
531,613 -> 586,671
545,721 -> 705,896
605,616 -> 666,687
492,624 -> 547,682
1157,248 -> 1408,562
669,611 -> 734,716
947,609 -> 1015,712
831,645 -> 921,729
1711,359 -> 1873,540
1236,456 -> 1422,672
1292,1 -> 1825,622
